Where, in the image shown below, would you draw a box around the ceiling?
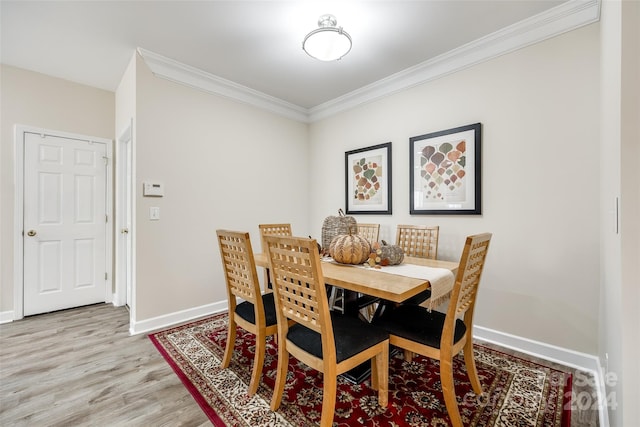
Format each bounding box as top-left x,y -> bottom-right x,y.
2,1 -> 580,111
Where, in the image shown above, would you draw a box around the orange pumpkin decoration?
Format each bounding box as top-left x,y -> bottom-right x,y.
329,232 -> 371,265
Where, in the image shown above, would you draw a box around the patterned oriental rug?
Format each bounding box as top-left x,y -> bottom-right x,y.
149,312 -> 572,427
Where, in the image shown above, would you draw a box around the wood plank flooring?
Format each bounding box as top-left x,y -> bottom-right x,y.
0,304 -> 209,426
0,304 -> 600,426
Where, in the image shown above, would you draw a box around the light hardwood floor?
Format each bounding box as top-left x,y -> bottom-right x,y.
0,304 -> 599,426
0,304 -> 209,426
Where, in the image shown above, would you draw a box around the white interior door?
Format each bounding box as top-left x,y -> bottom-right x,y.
23,132 -> 108,316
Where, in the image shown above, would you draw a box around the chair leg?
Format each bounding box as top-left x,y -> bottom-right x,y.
248,332 -> 266,396
403,349 -> 414,362
440,359 -> 463,427
463,340 -> 483,395
320,372 -> 337,427
270,339 -> 289,411
372,345 -> 389,407
221,317 -> 236,368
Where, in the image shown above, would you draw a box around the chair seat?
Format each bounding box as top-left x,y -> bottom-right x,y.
287,312 -> 389,363
235,292 -> 278,326
402,289 -> 432,306
373,304 -> 466,349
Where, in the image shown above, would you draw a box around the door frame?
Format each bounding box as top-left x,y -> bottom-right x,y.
114,121 -> 135,314
13,125 -> 113,320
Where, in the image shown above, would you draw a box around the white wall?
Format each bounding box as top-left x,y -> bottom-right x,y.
0,65 -> 114,315
309,24 -> 601,354
132,54 -> 309,322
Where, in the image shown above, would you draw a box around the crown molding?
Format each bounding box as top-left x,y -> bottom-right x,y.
137,48 -> 309,123
309,0 -> 600,121
138,0 -> 600,124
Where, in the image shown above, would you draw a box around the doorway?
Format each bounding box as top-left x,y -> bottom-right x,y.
14,126 -> 113,318
115,122 -> 133,311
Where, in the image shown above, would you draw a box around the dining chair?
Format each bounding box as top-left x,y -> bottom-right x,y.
395,224 -> 440,306
258,223 -> 292,291
355,223 -> 382,320
216,229 -> 278,396
357,222 -> 380,243
329,222 -> 380,313
374,233 -> 492,427
264,235 -> 389,427
396,224 -> 439,259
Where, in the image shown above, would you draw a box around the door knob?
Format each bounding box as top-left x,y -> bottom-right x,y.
27,230 -> 37,237
121,228 -> 129,234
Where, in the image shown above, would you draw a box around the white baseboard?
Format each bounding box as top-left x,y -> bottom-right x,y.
0,310 -> 15,324
474,325 -> 601,372
131,306 -> 602,371
129,300 -> 229,335
474,325 -> 608,427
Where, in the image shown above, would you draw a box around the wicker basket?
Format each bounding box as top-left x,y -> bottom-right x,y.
321,209 -> 357,251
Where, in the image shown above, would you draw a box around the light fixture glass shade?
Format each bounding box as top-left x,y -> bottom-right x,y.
302,14 -> 352,61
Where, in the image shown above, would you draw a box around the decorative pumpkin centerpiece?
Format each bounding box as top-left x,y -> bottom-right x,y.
368,240 -> 404,267
329,230 -> 372,265
321,209 -> 357,253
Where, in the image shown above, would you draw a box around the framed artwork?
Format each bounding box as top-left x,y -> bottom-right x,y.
410,123 -> 481,215
345,142 -> 392,215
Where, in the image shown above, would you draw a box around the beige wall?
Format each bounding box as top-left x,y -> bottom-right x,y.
115,53 -> 136,139
133,55 -> 309,320
0,65 -> 114,313
309,24 -> 601,354
619,1 -> 640,423
600,0 -> 640,424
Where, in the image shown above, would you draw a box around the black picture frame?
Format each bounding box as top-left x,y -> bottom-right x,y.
345,142 -> 392,215
410,123 -> 481,215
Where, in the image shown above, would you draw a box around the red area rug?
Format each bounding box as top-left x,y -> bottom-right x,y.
149,312 -> 571,426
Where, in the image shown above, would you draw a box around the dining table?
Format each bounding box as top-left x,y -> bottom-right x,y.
253,252 -> 458,304
254,252 -> 459,383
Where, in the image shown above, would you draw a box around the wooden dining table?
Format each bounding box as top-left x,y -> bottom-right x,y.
254,252 -> 459,383
254,252 -> 458,304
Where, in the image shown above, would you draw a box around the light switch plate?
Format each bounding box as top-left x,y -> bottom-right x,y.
149,207 -> 160,220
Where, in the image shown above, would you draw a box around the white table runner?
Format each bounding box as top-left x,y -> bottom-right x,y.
323,258 -> 455,310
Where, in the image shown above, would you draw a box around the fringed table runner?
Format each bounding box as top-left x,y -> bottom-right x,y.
323,258 -> 455,310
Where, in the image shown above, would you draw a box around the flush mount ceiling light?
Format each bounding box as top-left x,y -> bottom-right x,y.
302,14 -> 352,61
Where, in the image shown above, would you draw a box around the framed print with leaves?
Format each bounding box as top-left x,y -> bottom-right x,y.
345,142 -> 392,214
410,123 -> 481,215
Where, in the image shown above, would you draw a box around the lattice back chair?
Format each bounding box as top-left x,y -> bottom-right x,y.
374,233 -> 492,427
352,223 -> 382,319
264,235 -> 389,427
357,223 -> 380,243
258,223 -> 292,291
216,230 -> 278,396
327,223 -> 381,318
394,225 -> 441,309
395,224 -> 439,259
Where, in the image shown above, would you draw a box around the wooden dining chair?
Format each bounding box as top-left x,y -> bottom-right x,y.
216,229 -> 278,396
395,224 -> 440,306
258,223 -> 292,291
357,223 -> 380,243
353,223 -> 382,320
374,233 -> 492,427
396,224 -> 439,259
264,235 -> 389,427
328,222 -> 380,314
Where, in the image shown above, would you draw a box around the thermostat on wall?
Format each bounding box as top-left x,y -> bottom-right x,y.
143,182 -> 164,197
